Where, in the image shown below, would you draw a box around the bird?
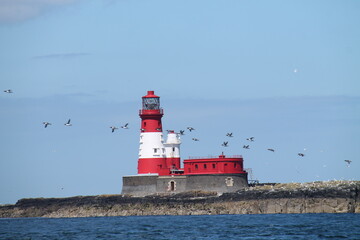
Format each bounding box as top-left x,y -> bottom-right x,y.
110,126 -> 118,133
4,89 -> 13,93
121,123 -> 129,129
267,148 -> 275,152
226,133 -> 233,137
192,138 -> 199,141
246,137 -> 254,142
298,153 -> 305,157
64,119 -> 72,126
187,127 -> 195,132
43,122 -> 52,128
243,145 -> 250,149
222,141 -> 229,147
344,160 -> 352,167
179,130 -> 185,135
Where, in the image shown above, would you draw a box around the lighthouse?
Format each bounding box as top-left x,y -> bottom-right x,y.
122,90 -> 248,196
138,91 -> 168,175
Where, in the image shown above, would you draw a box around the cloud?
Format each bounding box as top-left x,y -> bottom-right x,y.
32,52 -> 91,60
0,0 -> 79,23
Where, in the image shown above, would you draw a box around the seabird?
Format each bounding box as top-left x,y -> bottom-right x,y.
110,126 -> 118,133
192,138 -> 199,141
64,119 -> 72,126
243,145 -> 250,149
43,122 -> 52,128
226,133 -> 233,137
222,141 -> 229,147
344,160 -> 352,167
246,137 -> 254,142
4,89 -> 13,93
121,123 -> 129,129
179,130 -> 185,135
298,153 -> 305,157
187,127 -> 195,132
267,148 -> 275,152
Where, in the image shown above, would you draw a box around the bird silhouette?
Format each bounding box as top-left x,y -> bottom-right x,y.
222,141 -> 229,147
298,153 -> 305,157
192,138 -> 199,141
43,122 -> 52,128
110,126 -> 118,133
64,119 -> 72,126
246,137 -> 254,142
121,123 -> 129,129
226,133 -> 233,137
4,89 -> 13,93
267,148 -> 275,152
243,145 -> 250,149
344,160 -> 352,167
187,127 -> 195,132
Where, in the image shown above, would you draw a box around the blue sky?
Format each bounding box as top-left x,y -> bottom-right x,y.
0,0 -> 359,204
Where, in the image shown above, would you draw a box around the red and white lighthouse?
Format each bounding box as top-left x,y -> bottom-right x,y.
138,91 -> 168,175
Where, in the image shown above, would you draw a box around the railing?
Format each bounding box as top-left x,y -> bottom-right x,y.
186,155 -> 243,159
139,108 -> 164,115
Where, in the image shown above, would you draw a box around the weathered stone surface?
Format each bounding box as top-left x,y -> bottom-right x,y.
1,181 -> 358,218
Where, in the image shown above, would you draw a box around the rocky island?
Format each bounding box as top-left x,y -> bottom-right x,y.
1,180 -> 359,218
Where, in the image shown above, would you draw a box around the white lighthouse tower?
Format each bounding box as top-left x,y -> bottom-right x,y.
164,130 -> 182,172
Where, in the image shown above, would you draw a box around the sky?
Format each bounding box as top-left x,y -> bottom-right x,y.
0,0 -> 359,204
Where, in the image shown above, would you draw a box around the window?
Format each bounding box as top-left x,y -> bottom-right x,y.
204,164 -> 207,169
154,148 -> 157,153
172,147 -> 175,152
212,164 -> 216,169
195,164 -> 198,169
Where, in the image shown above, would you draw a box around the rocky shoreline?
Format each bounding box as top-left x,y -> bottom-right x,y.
1,181 -> 359,218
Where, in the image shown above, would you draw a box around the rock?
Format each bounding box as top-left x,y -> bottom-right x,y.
1,180 -> 359,218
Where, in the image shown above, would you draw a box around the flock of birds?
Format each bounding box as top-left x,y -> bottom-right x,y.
180,127 -> 307,158
3,89 -> 353,167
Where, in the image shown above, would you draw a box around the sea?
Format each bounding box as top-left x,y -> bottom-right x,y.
1,214 -> 359,240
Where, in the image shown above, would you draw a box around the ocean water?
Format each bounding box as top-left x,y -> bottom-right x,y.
1,214 -> 359,240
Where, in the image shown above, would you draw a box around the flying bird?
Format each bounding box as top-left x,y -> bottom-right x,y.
226,133 -> 233,137
222,141 -> 229,147
43,122 -> 52,128
267,148 -> 275,152
64,119 -> 72,126
243,145 -> 250,149
179,130 -> 185,135
298,153 -> 305,157
110,126 -> 118,133
121,123 -> 129,129
246,137 -> 254,142
344,160 -> 352,167
187,127 -> 195,132
4,89 -> 13,93
192,138 -> 199,141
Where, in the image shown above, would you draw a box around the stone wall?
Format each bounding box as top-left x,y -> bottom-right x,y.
122,173 -> 248,196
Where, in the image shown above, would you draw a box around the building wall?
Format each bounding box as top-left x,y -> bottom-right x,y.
122,173 -> 248,196
122,175 -> 158,196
